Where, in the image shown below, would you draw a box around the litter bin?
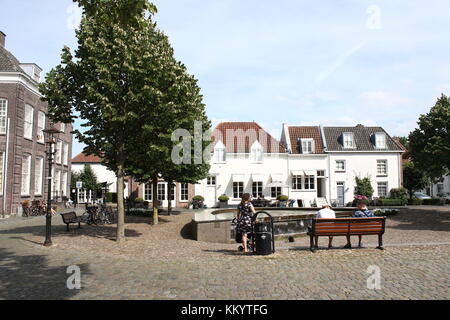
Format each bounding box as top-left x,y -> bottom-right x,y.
252,211 -> 275,255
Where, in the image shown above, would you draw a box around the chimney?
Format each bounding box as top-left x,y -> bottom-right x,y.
0,31 -> 5,47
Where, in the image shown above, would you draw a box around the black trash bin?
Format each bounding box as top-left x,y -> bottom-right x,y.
252,211 -> 275,255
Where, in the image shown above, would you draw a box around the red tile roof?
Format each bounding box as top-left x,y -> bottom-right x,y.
288,126 -> 325,154
72,153 -> 103,163
212,122 -> 286,153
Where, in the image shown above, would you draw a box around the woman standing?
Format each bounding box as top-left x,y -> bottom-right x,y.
236,193 -> 256,253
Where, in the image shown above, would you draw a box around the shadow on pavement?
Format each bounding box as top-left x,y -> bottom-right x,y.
387,208 -> 450,232
0,247 -> 90,300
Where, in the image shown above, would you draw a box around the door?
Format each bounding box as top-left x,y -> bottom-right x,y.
205,176 -> 217,208
337,182 -> 345,207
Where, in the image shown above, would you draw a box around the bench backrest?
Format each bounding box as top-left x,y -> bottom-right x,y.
312,217 -> 386,236
60,212 -> 77,222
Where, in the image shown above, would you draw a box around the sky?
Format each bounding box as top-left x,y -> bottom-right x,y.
1,0 -> 449,156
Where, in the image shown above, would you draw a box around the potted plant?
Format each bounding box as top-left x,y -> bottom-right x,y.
353,194 -> 369,207
134,197 -> 145,209
277,195 -> 289,207
192,195 -> 205,209
218,195 -> 229,208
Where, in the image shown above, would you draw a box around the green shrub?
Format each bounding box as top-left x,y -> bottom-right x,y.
218,195 -> 229,201
378,198 -> 407,206
105,192 -> 117,203
277,195 -> 289,201
407,198 -> 423,205
389,188 -> 408,200
134,197 -> 144,203
374,208 -> 399,217
422,198 -> 445,205
192,195 -> 204,201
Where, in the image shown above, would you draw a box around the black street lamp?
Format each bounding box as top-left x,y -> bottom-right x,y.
43,124 -> 62,247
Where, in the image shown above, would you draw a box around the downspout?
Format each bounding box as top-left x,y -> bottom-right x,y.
319,125 -> 331,202
2,118 -> 10,217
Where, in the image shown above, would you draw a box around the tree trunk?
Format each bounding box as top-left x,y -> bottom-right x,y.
167,180 -> 173,216
116,163 -> 125,243
152,175 -> 158,225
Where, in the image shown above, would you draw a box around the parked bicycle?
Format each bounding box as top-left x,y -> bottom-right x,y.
81,205 -> 116,225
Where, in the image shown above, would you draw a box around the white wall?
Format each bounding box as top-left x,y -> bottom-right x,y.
327,152 -> 402,205
71,163 -> 118,192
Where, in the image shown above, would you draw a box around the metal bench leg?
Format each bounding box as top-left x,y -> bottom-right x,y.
377,235 -> 384,250
309,235 -> 315,252
78,222 -> 81,229
66,223 -> 70,232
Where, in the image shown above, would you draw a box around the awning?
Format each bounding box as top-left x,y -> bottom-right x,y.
266,182 -> 286,188
303,170 -> 316,176
291,170 -> 303,176
232,174 -> 245,182
270,173 -> 284,183
252,174 -> 265,182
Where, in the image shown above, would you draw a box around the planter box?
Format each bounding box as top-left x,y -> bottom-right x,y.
219,201 -> 228,208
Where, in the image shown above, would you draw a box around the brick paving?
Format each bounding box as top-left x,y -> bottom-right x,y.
0,206 -> 449,300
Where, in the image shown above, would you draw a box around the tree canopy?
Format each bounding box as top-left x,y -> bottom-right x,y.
408,94 -> 450,181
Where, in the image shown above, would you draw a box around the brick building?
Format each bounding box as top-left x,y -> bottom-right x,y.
0,31 -> 73,216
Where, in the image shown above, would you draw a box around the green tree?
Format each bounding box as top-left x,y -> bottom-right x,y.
355,176 -> 374,198
39,0 -> 175,241
409,94 -> 450,181
403,162 -> 428,199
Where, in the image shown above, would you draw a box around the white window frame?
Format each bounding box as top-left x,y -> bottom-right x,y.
301,139 -> 314,154
335,160 -> 346,172
375,133 -> 386,149
56,140 -> 62,164
342,132 -> 355,149
37,111 -> 45,144
180,183 -> 189,202
54,169 -> 61,197
34,157 -> 44,195
377,159 -> 388,176
144,183 -> 152,201
61,171 -> 68,198
233,182 -> 244,199
0,152 -> 4,194
304,175 -> 315,190
252,181 -> 263,198
213,141 -> 226,163
21,155 -> 32,195
62,142 -> 69,166
271,186 -> 282,198
292,175 -> 302,190
0,99 -> 7,135
207,176 -> 216,186
157,182 -> 166,201
377,182 -> 388,198
60,122 -> 65,133
250,141 -> 263,163
24,104 -> 34,140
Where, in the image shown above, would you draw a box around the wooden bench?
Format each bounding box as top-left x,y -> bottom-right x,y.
60,212 -> 82,231
307,217 -> 386,252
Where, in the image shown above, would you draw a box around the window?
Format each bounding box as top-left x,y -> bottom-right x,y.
21,155 -> 32,195
168,183 -> 175,201
437,184 -> 444,195
250,141 -> 263,162
0,99 -> 7,134
24,104 -> 34,140
342,132 -> 354,148
292,175 -> 302,190
252,182 -> 263,198
233,182 -> 243,199
54,169 -> 61,198
60,123 -> 65,133
0,152 -> 4,194
56,140 -> 62,164
207,176 -> 216,186
300,139 -> 314,154
317,170 -> 326,177
144,183 -> 152,201
335,160 -> 346,172
34,157 -> 43,195
214,141 -> 226,163
157,183 -> 166,201
375,133 -> 386,149
271,187 -> 281,198
62,142 -> 69,166
377,160 -> 387,176
62,172 -> 68,197
180,183 -> 189,201
304,175 -> 315,190
37,111 -> 45,143
377,182 -> 388,198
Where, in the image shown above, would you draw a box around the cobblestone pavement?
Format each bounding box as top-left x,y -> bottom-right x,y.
0,207 -> 449,300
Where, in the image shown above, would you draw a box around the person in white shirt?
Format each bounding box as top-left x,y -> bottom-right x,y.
315,204 -> 336,248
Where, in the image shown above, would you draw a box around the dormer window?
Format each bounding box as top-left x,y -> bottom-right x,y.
342,132 -> 355,149
250,141 -> 263,162
213,140 -> 226,163
299,139 -> 314,154
374,132 -> 386,149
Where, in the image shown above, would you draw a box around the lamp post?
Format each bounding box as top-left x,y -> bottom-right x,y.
43,124 -> 62,247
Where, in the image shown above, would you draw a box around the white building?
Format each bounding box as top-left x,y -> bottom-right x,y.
195,122 -> 404,208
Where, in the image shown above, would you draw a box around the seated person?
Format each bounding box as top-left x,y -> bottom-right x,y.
344,201 -> 374,248
315,204 -> 336,248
